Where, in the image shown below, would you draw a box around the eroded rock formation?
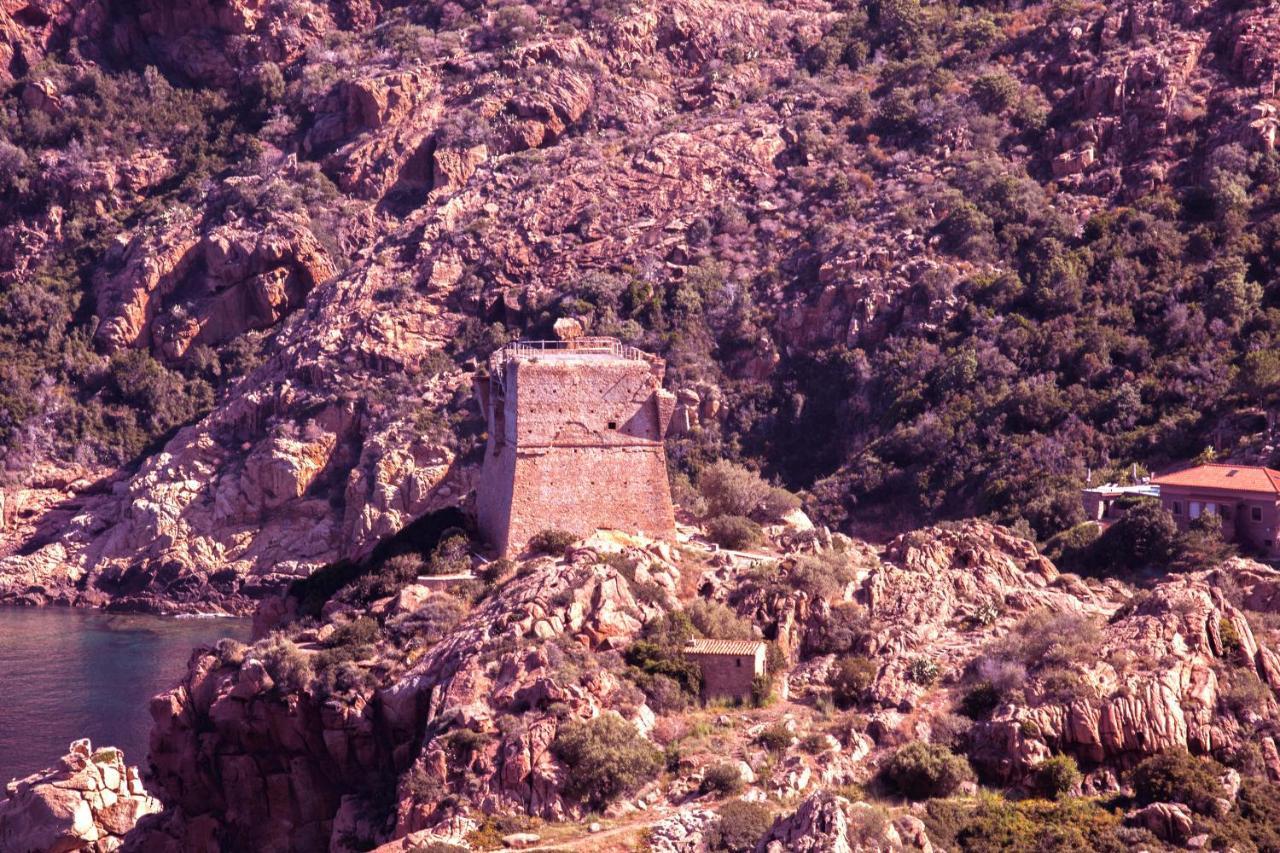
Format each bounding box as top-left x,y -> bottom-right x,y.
0,739 -> 159,853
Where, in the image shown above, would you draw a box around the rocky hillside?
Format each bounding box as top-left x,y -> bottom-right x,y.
111,518 -> 1280,851
2,0 -> 1280,610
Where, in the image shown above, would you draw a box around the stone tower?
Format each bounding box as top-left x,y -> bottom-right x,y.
474,337 -> 678,556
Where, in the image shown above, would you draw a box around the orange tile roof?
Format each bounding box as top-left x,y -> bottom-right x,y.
1151,464 -> 1280,494
684,639 -> 765,656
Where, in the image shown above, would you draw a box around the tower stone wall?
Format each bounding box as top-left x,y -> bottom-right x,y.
475,339 -> 678,556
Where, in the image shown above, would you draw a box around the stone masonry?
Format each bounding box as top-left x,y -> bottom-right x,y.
474,337 -> 678,556
684,639 -> 767,703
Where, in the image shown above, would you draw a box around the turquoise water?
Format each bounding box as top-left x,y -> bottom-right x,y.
0,606 -> 251,784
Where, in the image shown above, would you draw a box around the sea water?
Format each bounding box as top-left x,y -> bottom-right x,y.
0,606 -> 251,783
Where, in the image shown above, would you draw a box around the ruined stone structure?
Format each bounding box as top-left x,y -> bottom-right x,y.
685,639 -> 767,703
474,337 -> 678,556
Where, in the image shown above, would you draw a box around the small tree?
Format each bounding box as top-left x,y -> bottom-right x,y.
701,762 -> 745,796
830,656 -> 877,708
551,713 -> 662,810
426,533 -> 471,575
1034,755 -> 1081,799
1092,499 -> 1178,571
1132,749 -> 1227,815
707,515 -> 761,550
698,461 -> 770,517
706,799 -> 774,853
882,741 -> 974,800
1172,512 -> 1236,570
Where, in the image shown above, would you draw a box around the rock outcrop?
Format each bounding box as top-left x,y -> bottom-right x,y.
0,739 -> 159,853
971,565 -> 1280,784
131,538 -> 679,850
761,791 -> 933,853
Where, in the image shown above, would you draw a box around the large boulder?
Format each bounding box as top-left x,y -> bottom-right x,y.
0,739 -> 160,853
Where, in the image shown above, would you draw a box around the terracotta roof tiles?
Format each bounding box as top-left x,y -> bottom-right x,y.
1151,463 -> 1280,494
684,639 -> 766,656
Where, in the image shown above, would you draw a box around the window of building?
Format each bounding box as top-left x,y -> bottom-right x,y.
607,421 -> 617,430
1190,501 -> 1202,519
1172,501 -> 1182,516
734,658 -> 741,667
1253,506 -> 1263,522
1221,505 -> 1232,520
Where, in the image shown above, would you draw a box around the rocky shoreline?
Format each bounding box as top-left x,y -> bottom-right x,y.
86,520 -> 1280,850
0,740 -> 159,853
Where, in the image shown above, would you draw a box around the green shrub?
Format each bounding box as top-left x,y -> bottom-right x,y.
328,617 -> 379,649
930,713 -> 973,752
875,88 -> 920,136
959,682 -> 1003,720
688,599 -> 753,640
788,552 -> 857,599
1041,523 -> 1101,573
751,674 -> 775,707
810,600 -> 869,654
759,486 -> 802,522
639,673 -> 690,713
215,638 -> 248,668
550,713 -> 662,809
445,728 -> 493,759
830,656 -> 877,708
1172,511 -> 1237,571
698,460 -> 771,518
1091,500 -> 1178,572
409,843 -> 468,853
528,529 -> 578,556
625,640 -> 702,696
1227,778 -> 1280,851
765,642 -> 788,675
1133,749 -> 1227,815
1218,616 -> 1243,655
1035,755 -> 1081,799
707,515 -> 761,550
90,747 -> 121,764
258,635 -> 312,694
756,722 -> 793,753
706,799 -> 774,853
924,792 -> 1134,852
882,741 -> 974,800
908,658 -> 940,685
391,594 -> 468,645
314,659 -> 374,698
478,558 -> 515,586
701,761 -> 745,796
426,533 -> 471,575
971,71 -> 1019,113
383,552 -> 425,583
1222,671 -> 1272,717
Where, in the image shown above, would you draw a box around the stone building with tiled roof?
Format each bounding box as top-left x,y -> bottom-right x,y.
684,639 -> 767,703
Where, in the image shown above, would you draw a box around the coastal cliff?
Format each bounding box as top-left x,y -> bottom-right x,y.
119,520 -> 1280,850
